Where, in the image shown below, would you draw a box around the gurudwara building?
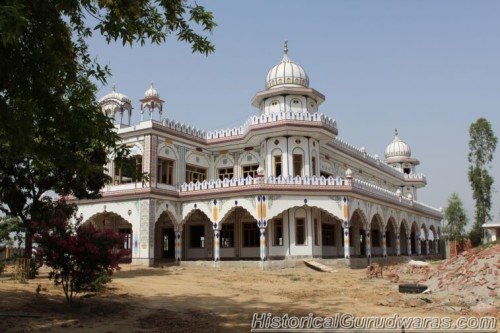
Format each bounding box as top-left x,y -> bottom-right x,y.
74,42 -> 443,267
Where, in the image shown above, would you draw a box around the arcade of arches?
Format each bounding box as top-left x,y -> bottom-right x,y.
83,205 -> 442,263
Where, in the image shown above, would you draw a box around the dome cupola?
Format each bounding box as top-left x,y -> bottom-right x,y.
99,85 -> 132,111
140,82 -> 164,121
99,85 -> 133,126
144,82 -> 160,98
265,40 -> 309,89
385,129 -> 411,159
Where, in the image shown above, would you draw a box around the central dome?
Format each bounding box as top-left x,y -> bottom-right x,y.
265,41 -> 309,89
385,129 -> 411,159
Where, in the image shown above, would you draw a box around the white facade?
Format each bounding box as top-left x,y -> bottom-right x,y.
73,43 -> 443,266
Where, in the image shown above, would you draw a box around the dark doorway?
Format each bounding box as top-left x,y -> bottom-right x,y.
360,229 -> 366,256
411,231 -> 416,254
161,228 -> 175,259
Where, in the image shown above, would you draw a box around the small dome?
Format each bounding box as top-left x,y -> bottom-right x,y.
144,82 -> 159,98
99,85 -> 131,105
345,168 -> 353,179
385,129 -> 411,159
265,41 -> 309,89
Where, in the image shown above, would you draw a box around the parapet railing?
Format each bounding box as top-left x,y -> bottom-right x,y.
178,176 -> 440,216
120,111 -> 337,141
102,175 -> 441,216
328,139 -> 427,183
178,175 -> 348,192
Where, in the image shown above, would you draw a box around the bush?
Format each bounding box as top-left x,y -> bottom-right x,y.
468,228 -> 483,247
35,218 -> 128,303
90,270 -> 112,292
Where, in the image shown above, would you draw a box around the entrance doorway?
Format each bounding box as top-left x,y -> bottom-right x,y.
360,229 -> 366,256
161,228 -> 175,259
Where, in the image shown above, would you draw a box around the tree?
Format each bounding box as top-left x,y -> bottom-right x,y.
468,118 -> 498,246
0,1 -> 216,260
0,216 -> 22,246
443,193 -> 468,254
35,201 -> 128,303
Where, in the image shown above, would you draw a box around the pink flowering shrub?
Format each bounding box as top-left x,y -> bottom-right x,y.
35,214 -> 129,303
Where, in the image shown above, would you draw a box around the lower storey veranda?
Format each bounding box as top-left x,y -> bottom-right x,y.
75,195 -> 442,266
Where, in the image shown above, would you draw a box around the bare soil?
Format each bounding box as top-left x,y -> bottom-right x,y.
0,260 -> 498,332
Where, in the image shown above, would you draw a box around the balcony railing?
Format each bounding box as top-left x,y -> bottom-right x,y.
101,175 -> 441,217
328,139 -> 427,183
118,111 -> 337,142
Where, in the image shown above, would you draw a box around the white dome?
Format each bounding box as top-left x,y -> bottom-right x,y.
265,41 -> 309,89
144,82 -> 159,98
99,85 -> 131,105
345,168 -> 353,178
385,130 -> 411,159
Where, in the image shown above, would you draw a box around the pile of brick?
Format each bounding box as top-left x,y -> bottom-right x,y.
422,244 -> 499,303
384,260 -> 430,282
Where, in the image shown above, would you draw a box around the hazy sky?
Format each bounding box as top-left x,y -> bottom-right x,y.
88,1 -> 500,227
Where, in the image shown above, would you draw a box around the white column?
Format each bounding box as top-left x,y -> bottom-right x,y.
259,227 -> 267,261
396,234 -> 401,256
381,227 -> 387,257
342,198 -> 350,260
425,239 -> 430,255
213,228 -> 221,262
435,238 -> 439,254
175,225 -> 183,262
407,236 -> 412,256
365,229 -> 372,258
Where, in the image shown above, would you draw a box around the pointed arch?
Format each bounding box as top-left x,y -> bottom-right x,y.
181,201 -> 212,224
82,211 -> 133,261
386,216 -> 398,255
218,198 -> 258,223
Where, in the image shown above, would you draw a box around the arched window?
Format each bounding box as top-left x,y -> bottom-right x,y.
292,147 -> 304,177
271,149 -> 282,177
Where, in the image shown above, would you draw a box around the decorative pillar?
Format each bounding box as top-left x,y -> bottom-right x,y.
256,195 -> 268,261
435,237 -> 439,254
212,199 -> 221,262
342,197 -> 350,259
143,135 -> 158,187
425,239 -> 430,255
407,236 -> 412,256
259,225 -> 267,261
416,237 -> 421,255
381,227 -> 387,257
365,229 -> 371,258
174,225 -> 183,262
213,227 -> 221,262
233,152 -> 240,178
396,234 -> 401,256
135,199 -> 155,266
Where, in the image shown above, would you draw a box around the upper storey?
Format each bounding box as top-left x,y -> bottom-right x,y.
97,41 -> 426,193
252,41 -> 325,115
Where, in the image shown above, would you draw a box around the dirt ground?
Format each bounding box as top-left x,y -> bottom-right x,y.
0,261 -> 498,332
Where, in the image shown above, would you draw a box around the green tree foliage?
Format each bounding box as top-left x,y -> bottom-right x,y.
0,1 -> 216,259
468,118 -> 497,246
443,193 -> 468,243
0,215 -> 24,252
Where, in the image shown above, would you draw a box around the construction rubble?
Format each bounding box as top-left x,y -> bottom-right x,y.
366,243 -> 498,315
421,244 -> 498,304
